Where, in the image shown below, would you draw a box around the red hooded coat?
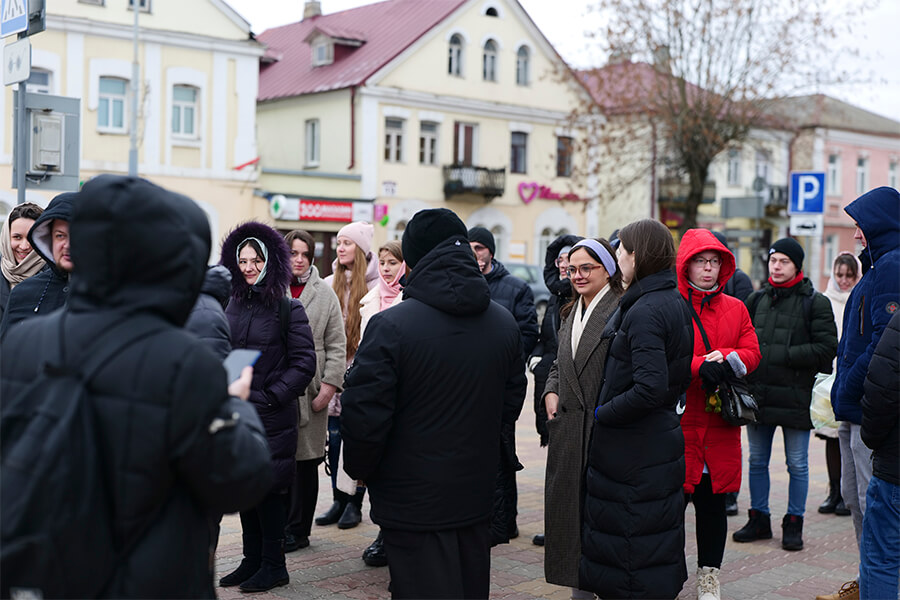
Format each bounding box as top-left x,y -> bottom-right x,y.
676,229 -> 761,494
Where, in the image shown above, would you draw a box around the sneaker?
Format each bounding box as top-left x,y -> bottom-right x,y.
697,566 -> 720,600
732,509 -> 773,543
815,580 -> 859,600
781,514 -> 804,551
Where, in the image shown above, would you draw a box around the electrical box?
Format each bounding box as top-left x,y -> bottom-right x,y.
30,111 -> 64,172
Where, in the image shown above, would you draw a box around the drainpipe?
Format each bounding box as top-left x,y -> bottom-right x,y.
650,119 -> 657,220
348,86 -> 356,170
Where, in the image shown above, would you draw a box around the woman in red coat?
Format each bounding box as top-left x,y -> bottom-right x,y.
676,229 -> 761,600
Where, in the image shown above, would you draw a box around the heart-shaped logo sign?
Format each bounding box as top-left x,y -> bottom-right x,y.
518,182 -> 538,204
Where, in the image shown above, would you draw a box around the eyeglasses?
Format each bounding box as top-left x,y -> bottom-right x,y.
692,256 -> 722,268
554,256 -> 569,267
566,264 -> 604,278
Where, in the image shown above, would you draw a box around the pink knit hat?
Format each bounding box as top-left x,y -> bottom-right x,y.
337,221 -> 374,256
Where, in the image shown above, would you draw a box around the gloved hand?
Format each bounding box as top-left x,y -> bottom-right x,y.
699,360 -> 732,394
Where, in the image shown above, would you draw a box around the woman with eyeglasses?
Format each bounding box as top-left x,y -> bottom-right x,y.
580,219 -> 694,600
218,222 -> 317,592
540,237 -> 622,597
675,229 -> 761,600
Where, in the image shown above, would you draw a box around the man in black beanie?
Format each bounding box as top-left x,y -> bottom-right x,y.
341,209 -> 526,599
734,236 -> 837,552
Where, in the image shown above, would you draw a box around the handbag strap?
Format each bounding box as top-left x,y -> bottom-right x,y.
683,296 -> 712,352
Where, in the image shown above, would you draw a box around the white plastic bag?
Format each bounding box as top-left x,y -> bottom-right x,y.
810,372 -> 837,430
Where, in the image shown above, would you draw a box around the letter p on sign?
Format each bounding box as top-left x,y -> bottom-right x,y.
790,172 -> 825,215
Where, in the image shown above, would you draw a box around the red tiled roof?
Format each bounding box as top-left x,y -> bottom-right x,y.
578,61 -> 707,115
258,0 -> 467,101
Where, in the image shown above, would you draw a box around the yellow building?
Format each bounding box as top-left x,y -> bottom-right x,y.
256,0 -> 592,270
0,0 -> 264,256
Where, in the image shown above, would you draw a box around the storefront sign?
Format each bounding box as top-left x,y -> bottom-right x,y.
270,195 -> 374,223
518,182 -> 583,204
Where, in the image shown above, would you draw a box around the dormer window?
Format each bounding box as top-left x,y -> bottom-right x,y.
312,40 -> 333,67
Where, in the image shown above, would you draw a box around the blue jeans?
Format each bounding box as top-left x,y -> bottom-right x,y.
746,423 -> 810,517
860,475 -> 900,600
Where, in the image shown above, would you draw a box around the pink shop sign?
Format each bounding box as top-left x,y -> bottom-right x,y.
518,182 -> 584,204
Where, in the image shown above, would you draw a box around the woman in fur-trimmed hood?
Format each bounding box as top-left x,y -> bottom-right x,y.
219,221 -> 317,593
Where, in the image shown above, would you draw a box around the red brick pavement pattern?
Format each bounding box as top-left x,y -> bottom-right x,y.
215,375 -> 857,599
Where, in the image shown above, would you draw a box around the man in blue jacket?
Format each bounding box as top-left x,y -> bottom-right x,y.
819,186 -> 900,600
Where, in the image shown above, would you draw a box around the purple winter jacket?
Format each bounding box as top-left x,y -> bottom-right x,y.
222,222 -> 317,491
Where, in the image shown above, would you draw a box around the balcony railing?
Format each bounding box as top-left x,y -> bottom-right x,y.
442,165 -> 506,201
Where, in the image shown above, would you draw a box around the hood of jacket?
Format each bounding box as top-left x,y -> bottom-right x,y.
220,221 -> 291,308
676,228 -> 736,305
543,233 -> 582,296
28,191 -> 78,275
484,258 -> 510,283
403,235 -> 491,316
845,186 -> 900,266
201,264 -> 232,308
68,175 -> 210,326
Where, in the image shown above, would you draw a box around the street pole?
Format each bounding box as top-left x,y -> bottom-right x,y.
128,1 -> 139,176
15,73 -> 26,204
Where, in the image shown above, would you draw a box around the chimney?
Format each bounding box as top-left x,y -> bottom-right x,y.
608,49 -> 632,65
303,1 -> 322,20
652,45 -> 671,72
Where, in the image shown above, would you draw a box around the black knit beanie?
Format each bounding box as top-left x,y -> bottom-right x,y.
402,208 -> 468,269
769,237 -> 804,271
467,226 -> 495,256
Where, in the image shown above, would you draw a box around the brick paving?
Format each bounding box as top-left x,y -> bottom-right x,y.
215,375 -> 857,599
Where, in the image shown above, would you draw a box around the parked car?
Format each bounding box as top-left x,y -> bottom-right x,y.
504,262 -> 550,323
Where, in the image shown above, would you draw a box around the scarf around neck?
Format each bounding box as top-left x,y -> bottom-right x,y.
378,263 -> 405,311
0,218 -> 45,287
571,283 -> 611,357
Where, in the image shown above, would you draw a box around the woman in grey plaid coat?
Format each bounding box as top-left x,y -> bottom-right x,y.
541,238 -> 622,594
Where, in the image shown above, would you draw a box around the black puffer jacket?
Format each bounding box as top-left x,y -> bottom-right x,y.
862,311 -> 899,486
0,193 -> 77,337
484,259 -> 539,357
341,236 -> 527,531
1,175 -> 273,598
745,278 -> 837,429
580,269 -> 693,599
185,265 -> 232,360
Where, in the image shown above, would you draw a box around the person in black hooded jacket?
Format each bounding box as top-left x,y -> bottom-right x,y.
1,175 -> 274,598
185,265 -> 233,361
580,219 -> 693,600
341,208 -> 527,600
0,192 -> 77,337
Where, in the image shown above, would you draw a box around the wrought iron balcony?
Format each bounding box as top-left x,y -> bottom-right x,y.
442,165 -> 506,201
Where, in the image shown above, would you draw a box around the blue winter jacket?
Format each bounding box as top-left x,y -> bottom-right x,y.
832,186 -> 900,424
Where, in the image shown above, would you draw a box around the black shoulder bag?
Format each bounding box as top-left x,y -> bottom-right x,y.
685,300 -> 759,426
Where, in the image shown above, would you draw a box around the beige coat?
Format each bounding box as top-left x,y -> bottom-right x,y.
542,290 -> 619,588
294,266 -> 347,461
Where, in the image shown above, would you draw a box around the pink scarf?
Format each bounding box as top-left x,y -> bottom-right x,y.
378,263 -> 405,311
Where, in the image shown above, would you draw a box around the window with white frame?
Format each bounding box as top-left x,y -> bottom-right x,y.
171,85 -> 198,138
726,149 -> 741,186
305,119 -> 320,166
857,157 -> 868,194
312,40 -> 333,67
485,7 -> 499,16
419,122 -> 438,166
557,136 -> 573,177
889,161 -> 897,189
483,40 -> 498,82
448,34 -> 463,76
827,153 -> 841,195
128,0 -> 150,12
516,46 -> 530,86
98,76 -> 128,133
384,118 -> 404,163
490,225 -> 505,261
755,149 -> 769,184
510,132 -> 527,174
538,226 -> 570,264
25,68 -> 51,94
823,234 -> 839,278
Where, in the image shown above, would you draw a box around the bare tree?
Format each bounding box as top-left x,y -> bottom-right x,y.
570,0 -> 872,232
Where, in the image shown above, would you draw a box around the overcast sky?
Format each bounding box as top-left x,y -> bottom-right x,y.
225,0 -> 900,121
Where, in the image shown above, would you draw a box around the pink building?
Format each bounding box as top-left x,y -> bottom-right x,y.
771,95 -> 900,290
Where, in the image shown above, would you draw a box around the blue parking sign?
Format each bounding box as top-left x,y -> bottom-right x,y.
1,0 -> 28,38
790,172 -> 825,214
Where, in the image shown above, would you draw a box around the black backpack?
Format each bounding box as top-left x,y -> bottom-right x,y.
1,313 -> 159,599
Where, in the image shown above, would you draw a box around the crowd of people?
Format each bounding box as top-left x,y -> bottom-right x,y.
0,176 -> 897,600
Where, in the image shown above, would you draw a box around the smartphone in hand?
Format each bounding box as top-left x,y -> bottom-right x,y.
223,349 -> 261,383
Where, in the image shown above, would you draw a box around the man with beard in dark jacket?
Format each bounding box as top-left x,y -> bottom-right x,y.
341,209 -> 527,599
1,175 -> 274,597
467,225 -> 536,545
0,192 -> 76,336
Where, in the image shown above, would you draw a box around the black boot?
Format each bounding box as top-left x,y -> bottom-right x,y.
314,491 -> 347,526
733,509 -> 773,543
219,532 -> 261,587
239,539 -> 289,592
834,498 -> 851,516
532,534 -> 545,546
725,492 -> 739,516
362,530 -> 388,567
283,531 -> 309,552
781,514 -> 804,551
338,489 -> 364,529
818,488 -> 841,514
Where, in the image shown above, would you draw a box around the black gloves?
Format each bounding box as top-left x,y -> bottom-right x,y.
699,361 -> 732,394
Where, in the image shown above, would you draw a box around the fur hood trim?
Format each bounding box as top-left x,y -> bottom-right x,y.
220,221 -> 291,307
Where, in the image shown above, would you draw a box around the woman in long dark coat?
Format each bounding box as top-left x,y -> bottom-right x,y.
218,222 -> 317,593
580,219 -> 694,600
542,238 -> 622,595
